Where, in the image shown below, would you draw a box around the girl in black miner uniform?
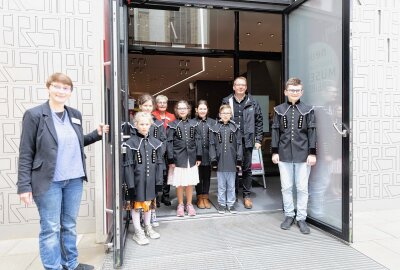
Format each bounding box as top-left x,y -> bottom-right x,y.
136,94 -> 166,227
122,112 -> 164,246
167,100 -> 202,217
194,100 -> 216,209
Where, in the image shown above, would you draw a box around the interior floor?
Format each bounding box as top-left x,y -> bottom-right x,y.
156,174 -> 283,219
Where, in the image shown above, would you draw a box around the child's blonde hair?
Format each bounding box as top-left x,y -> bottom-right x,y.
219,104 -> 232,113
133,112 -> 154,125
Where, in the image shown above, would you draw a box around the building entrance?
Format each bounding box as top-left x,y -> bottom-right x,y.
104,0 -> 350,267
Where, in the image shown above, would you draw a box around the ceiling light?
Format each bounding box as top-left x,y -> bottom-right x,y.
257,22 -> 262,25
270,34 -> 275,38
218,60 -> 222,63
246,32 -> 251,36
259,42 -> 263,46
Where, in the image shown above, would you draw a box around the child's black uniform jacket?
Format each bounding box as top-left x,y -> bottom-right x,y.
194,117 -> 217,166
122,116 -> 167,142
209,120 -> 243,172
167,118 -> 202,168
271,100 -> 317,163
122,133 -> 164,202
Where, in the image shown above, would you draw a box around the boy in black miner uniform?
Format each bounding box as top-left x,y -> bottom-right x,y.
194,100 -> 216,209
271,77 -> 317,234
122,112 -> 164,245
210,105 -> 243,214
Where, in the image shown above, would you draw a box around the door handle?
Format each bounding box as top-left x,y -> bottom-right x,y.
333,122 -> 348,137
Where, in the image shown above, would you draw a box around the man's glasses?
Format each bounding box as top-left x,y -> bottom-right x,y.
286,89 -> 303,94
51,84 -> 71,93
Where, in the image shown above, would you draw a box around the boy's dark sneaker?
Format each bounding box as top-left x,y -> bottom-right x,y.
280,216 -> 295,230
63,264 -> 94,270
227,205 -> 238,214
217,204 -> 226,214
297,220 -> 310,234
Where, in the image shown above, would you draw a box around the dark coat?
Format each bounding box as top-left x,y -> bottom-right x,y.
166,119 -> 202,168
209,120 -> 243,172
17,101 -> 102,196
222,94 -> 263,148
124,117 -> 167,142
194,117 -> 217,166
122,133 -> 164,202
271,100 -> 317,163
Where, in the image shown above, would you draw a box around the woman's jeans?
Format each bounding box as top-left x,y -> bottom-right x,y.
33,178 -> 83,270
278,162 -> 311,221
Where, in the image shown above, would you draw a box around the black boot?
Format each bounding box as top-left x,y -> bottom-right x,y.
161,194 -> 171,206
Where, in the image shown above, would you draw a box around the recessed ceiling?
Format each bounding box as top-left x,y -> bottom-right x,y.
128,9 -> 282,100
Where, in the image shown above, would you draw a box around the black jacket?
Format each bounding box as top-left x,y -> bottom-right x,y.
122,116 -> 167,142
222,94 -> 263,148
167,118 -> 202,168
271,100 -> 317,163
17,101 -> 102,196
194,117 -> 217,166
209,121 -> 243,172
122,133 -> 164,201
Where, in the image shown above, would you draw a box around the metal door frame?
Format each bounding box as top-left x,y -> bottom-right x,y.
282,0 -> 352,242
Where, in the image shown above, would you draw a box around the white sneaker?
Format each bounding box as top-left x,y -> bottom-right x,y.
150,211 -> 159,227
144,225 -> 160,239
132,229 -> 149,245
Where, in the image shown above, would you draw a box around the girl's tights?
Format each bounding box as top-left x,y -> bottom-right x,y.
131,209 -> 151,231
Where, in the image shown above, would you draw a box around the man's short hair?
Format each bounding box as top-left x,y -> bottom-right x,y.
285,77 -> 302,90
234,76 -> 247,85
156,95 -> 168,103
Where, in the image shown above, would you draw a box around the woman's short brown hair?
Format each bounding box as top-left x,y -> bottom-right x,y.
46,73 -> 73,91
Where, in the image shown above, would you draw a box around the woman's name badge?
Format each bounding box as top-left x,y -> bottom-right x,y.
71,118 -> 81,125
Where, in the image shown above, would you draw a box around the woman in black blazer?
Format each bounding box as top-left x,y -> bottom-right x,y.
17,73 -> 109,270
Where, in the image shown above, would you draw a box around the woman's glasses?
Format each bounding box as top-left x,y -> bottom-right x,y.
51,84 -> 71,93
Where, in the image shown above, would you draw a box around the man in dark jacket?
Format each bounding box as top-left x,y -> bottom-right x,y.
222,76 -> 263,209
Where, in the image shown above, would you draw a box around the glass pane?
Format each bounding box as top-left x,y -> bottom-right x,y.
288,0 -> 343,229
239,59 -> 282,175
129,8 -> 234,49
239,12 -> 282,52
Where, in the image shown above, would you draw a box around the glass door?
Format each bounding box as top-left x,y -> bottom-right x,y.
283,0 -> 351,241
104,0 -> 130,267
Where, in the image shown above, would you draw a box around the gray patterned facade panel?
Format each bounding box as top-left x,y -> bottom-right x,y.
0,0 -> 102,235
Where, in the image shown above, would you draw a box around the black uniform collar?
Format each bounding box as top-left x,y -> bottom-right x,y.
197,116 -> 207,122
286,99 -> 301,105
136,132 -> 149,139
